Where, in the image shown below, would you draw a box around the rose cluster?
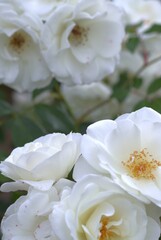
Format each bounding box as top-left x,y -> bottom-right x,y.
0,0 -> 124,92
1,0 -> 161,239
108,0 -> 161,114
0,107 -> 161,240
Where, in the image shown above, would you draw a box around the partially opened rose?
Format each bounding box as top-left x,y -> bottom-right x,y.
50,175 -> 160,240
0,133 -> 81,191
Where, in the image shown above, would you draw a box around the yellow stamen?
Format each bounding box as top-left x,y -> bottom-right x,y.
98,215 -> 118,240
69,25 -> 89,46
122,148 -> 161,180
9,30 -> 31,55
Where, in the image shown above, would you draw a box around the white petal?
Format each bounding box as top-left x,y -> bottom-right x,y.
145,217 -> 161,240
0,181 -> 29,192
106,119 -> 141,163
86,119 -> 116,142
89,21 -> 124,58
22,180 -> 54,191
73,156 -> 99,181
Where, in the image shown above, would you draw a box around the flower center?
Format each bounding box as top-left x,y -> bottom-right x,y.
98,215 -> 118,240
122,148 -> 161,180
9,30 -> 32,55
69,25 -> 89,46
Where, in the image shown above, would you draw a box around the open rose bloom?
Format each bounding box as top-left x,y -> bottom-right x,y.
74,107 -> 161,207
0,2 -> 52,92
42,0 -> 125,85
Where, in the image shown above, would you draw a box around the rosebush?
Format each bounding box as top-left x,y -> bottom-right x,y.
0,0 -> 161,239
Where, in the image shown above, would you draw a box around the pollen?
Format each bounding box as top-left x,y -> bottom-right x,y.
69,24 -> 89,46
98,215 -> 118,240
122,148 -> 161,180
9,30 -> 31,55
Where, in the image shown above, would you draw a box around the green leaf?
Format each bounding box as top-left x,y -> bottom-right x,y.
147,77 -> 161,94
133,100 -> 149,111
0,100 -> 13,116
145,24 -> 161,34
34,102 -> 74,134
126,37 -> 140,53
7,116 -> 44,146
79,122 -> 91,134
0,151 -> 8,161
132,77 -> 143,88
149,98 -> 161,113
0,128 -> 5,143
133,97 -> 161,113
125,22 -> 143,34
32,78 -> 55,99
112,72 -> 131,102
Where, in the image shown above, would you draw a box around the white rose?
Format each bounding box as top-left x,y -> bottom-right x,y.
114,0 -> 161,31
112,35 -> 161,89
61,82 -> 119,122
41,0 -> 125,85
0,3 -> 52,92
50,175 -> 160,240
4,0 -> 78,21
0,132 -> 81,191
1,179 -> 74,240
74,107 -> 161,206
